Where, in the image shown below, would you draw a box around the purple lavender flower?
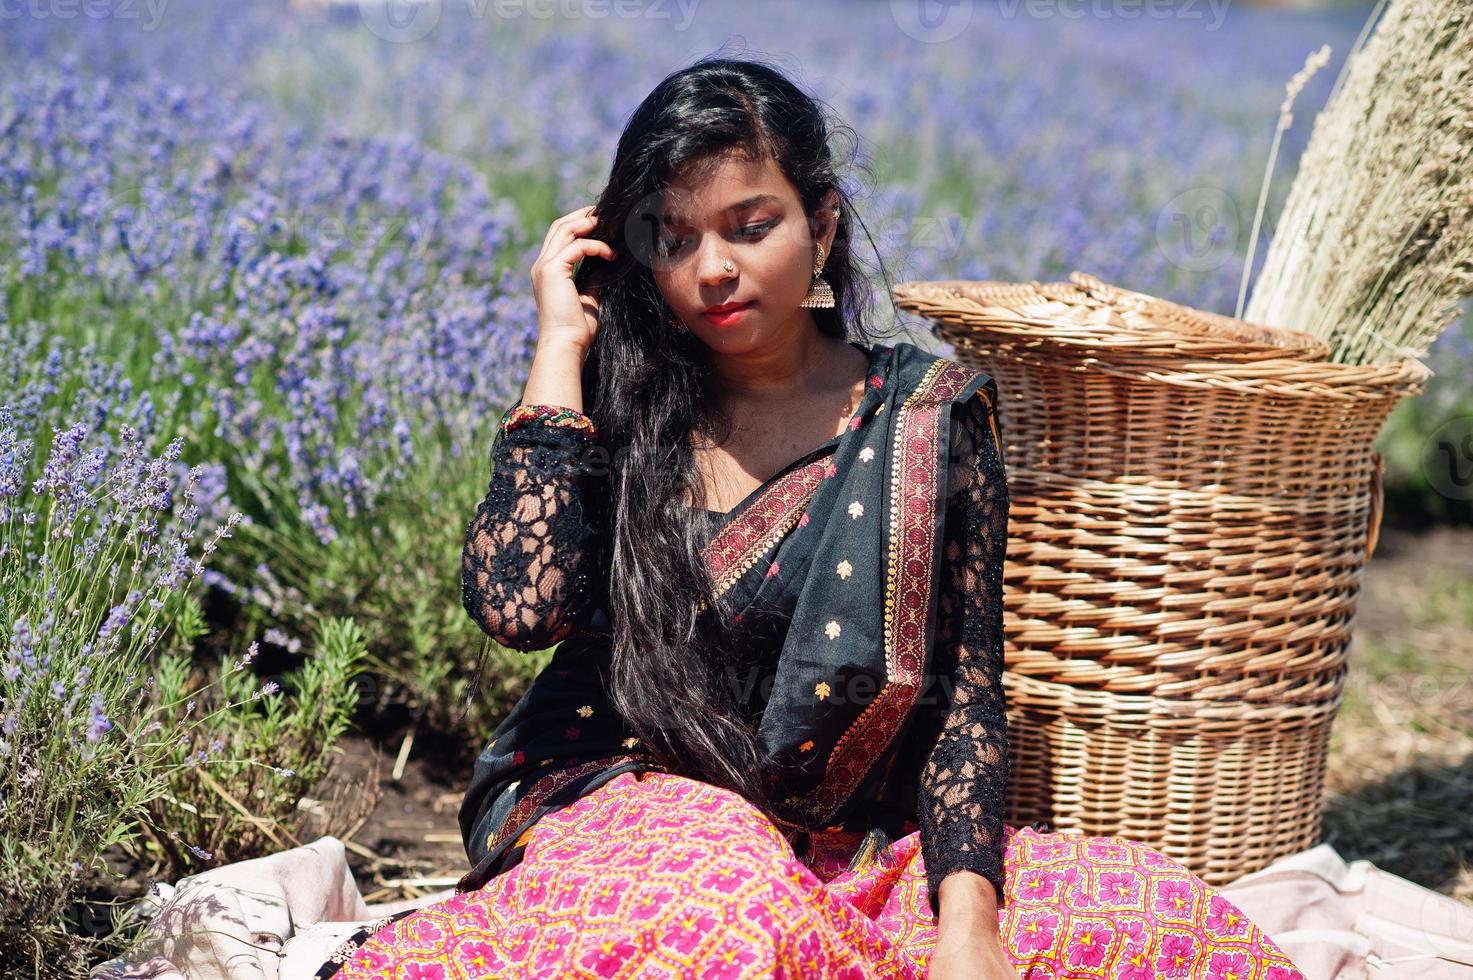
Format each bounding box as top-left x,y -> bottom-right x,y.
0,422 -> 34,498
85,693 -> 111,742
96,592 -> 140,648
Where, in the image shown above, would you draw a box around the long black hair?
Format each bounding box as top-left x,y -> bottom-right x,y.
571,54 -> 900,826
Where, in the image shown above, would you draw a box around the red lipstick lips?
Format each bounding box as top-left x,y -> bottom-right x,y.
702,300 -> 753,326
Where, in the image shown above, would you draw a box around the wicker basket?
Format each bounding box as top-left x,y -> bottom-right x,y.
893,272 -> 1430,885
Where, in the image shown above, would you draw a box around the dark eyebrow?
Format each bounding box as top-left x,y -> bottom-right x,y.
662,194 -> 781,223
725,194 -> 781,211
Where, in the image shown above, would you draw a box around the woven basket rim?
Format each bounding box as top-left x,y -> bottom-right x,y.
892,272 -> 1332,361
1054,348 -> 1431,399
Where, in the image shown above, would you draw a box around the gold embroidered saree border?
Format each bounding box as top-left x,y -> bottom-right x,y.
701,456 -> 833,599
780,357 -> 987,825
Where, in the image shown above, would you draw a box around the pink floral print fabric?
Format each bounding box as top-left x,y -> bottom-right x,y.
321,770 -> 1306,979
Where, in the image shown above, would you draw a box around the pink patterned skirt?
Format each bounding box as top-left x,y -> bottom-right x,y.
319,770 -> 1306,978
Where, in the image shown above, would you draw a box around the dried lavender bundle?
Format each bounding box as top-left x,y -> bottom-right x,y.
1244,0 -> 1473,367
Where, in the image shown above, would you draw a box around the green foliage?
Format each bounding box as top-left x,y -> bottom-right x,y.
141,615 -> 368,871
220,422 -> 547,737
1378,388 -> 1473,525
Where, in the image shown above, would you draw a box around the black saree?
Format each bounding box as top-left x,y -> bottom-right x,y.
455,340 -> 1003,910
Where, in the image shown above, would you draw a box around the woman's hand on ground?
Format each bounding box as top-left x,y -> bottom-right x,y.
531,203 -> 617,354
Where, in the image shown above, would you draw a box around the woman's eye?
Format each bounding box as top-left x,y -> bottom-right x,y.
656,221 -> 773,257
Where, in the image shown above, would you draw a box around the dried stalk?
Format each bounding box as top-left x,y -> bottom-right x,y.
1244,0 -> 1473,366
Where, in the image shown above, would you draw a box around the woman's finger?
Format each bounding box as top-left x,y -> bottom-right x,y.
540,205 -> 593,252
551,235 -> 616,273
540,204 -> 598,255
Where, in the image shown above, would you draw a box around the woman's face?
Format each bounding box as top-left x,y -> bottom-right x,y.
649,153 -> 837,353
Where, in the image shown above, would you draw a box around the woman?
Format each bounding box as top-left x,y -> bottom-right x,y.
318,57 -> 1305,979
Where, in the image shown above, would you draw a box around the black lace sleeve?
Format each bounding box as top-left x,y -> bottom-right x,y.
459,403 -> 610,652
918,384 -> 1011,919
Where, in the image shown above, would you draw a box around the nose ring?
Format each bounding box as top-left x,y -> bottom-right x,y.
722,259 -> 734,273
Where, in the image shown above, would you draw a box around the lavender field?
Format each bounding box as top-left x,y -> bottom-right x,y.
2,0 -> 1469,971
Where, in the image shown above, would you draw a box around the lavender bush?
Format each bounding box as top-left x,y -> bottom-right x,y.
4,1 -> 1368,306
8,2 -> 1463,382
0,322 -> 370,971
1,58 -> 543,735
0,328 -> 216,968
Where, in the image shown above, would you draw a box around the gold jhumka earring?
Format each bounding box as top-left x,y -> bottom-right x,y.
800,207 -> 840,309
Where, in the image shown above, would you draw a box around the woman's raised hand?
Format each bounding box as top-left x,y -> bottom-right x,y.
531,204 -> 617,355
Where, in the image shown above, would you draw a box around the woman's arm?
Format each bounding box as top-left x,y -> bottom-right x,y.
460,344 -> 610,651
918,383 -> 1011,922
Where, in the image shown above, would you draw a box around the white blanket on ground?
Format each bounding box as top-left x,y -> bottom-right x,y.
89,836 -> 1473,980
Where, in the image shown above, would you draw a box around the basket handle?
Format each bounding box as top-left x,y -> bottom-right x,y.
1366,451 -> 1385,560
